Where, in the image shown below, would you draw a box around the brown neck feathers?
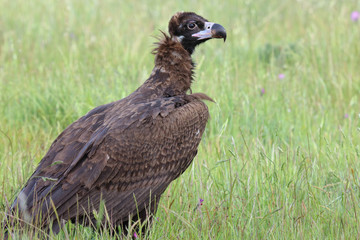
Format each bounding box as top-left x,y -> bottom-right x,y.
150,34 -> 194,97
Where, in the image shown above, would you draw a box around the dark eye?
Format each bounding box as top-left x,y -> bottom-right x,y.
187,22 -> 197,30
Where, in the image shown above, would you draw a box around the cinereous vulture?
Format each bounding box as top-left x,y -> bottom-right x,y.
5,11 -> 226,238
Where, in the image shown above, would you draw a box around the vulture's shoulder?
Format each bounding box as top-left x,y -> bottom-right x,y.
108,93 -> 210,131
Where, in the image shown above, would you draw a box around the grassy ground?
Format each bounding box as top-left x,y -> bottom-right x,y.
1,0 -> 360,239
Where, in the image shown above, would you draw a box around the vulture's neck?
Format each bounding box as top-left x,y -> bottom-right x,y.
137,35 -> 194,99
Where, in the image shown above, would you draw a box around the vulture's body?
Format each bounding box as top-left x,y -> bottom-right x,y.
5,12 -> 226,237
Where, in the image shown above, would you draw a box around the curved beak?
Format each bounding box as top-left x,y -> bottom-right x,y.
192,22 -> 227,42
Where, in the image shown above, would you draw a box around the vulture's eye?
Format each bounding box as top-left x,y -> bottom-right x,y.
187,22 -> 197,30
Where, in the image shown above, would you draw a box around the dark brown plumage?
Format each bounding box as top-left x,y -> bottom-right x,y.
5,12 -> 226,237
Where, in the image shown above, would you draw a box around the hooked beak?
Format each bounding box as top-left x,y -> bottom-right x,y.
192,22 -> 227,42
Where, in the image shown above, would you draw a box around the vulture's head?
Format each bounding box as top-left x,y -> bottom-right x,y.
168,12 -> 227,54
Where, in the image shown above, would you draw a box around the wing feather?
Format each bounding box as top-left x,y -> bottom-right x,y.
12,95 -> 209,230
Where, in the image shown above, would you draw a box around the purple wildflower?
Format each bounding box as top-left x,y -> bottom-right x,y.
278,73 -> 285,79
351,11 -> 359,22
134,232 -> 138,238
199,198 -> 204,206
260,88 -> 265,96
344,113 -> 349,119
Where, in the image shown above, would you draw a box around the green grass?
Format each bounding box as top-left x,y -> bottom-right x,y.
1,0 -> 360,239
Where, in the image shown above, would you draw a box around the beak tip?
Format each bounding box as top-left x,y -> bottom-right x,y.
211,23 -> 227,42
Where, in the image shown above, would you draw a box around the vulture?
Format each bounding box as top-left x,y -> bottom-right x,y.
5,11 -> 226,237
